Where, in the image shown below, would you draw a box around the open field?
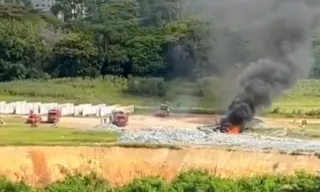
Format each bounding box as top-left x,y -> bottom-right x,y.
1,78 -> 320,116
0,77 -> 161,106
4,114 -> 320,140
0,98 -> 320,190
0,116 -> 118,145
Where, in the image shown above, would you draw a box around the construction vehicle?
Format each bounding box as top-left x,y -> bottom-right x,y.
197,121 -> 243,134
26,110 -> 41,127
153,104 -> 170,117
197,114 -> 244,134
26,109 -> 61,127
197,114 -> 268,134
47,109 -> 61,123
109,110 -> 128,127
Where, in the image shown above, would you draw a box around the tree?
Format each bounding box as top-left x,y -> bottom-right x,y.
49,32 -> 102,78
127,34 -> 166,76
1,0 -> 320,82
138,0 -> 186,27
0,17 -> 51,80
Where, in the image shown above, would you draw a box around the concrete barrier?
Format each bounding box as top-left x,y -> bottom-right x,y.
0,101 -> 134,117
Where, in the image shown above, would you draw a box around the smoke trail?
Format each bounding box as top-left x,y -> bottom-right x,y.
225,0 -> 318,125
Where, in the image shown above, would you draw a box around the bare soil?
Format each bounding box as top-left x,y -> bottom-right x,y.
0,146 -> 319,187
57,114 -> 215,129
1,114 -> 320,187
57,114 -> 320,130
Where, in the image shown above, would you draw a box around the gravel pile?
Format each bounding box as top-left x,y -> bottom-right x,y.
90,123 -> 125,133
117,127 -> 320,153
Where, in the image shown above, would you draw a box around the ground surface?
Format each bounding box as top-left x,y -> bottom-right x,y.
1,114 -> 320,187
15,113 -> 320,140
1,146 -> 319,187
57,114 -> 320,130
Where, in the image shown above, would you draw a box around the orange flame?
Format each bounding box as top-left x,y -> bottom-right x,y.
227,125 -> 240,134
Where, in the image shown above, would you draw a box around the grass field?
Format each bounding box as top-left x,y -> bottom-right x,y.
0,77 -> 161,106
0,116 -> 118,145
248,123 -> 320,139
272,79 -> 320,111
0,77 -> 320,116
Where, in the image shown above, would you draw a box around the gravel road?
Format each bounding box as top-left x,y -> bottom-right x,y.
116,126 -> 320,153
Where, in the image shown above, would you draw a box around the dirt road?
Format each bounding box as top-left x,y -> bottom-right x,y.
58,114 -> 216,129
57,114 -> 320,130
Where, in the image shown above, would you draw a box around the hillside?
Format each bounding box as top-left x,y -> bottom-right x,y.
0,77 -> 319,115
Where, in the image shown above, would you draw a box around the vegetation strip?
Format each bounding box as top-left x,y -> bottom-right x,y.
1,170 -> 320,191
2,78 -> 320,117
0,125 -> 118,145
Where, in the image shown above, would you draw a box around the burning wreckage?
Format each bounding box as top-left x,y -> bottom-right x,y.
199,0 -> 320,134
197,94 -> 255,134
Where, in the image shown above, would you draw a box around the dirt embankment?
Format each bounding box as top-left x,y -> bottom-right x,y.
1,146 -> 319,187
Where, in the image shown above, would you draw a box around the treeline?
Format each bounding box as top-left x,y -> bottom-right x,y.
3,170 -> 320,191
1,1 -> 320,82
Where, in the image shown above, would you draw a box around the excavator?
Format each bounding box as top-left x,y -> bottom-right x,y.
197,116 -> 244,134
197,99 -> 252,134
153,104 -> 170,117
198,94 -> 255,134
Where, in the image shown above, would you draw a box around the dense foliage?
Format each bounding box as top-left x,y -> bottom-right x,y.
1,170 -> 320,192
1,1 -> 320,112
0,1 -> 320,82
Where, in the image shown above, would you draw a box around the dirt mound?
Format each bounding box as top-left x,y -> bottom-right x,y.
0,146 -> 319,187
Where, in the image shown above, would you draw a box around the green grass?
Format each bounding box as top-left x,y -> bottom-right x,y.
1,77 -> 320,116
0,77 -> 161,106
0,127 -> 119,145
270,79 -> 320,113
286,124 -> 320,139
0,117 -> 118,145
0,117 -> 184,148
0,76 -> 229,108
247,123 -> 320,139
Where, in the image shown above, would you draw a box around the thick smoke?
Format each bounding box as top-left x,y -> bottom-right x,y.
225,0 -> 318,126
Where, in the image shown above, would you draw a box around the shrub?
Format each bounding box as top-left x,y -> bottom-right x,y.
169,169 -> 237,192
41,173 -> 112,192
117,176 -> 167,192
0,177 -> 32,192
0,170 -> 320,192
125,76 -> 167,97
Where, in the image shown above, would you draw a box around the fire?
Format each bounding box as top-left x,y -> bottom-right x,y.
227,125 -> 240,134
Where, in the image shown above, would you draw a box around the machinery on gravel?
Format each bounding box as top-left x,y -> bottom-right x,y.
197,95 -> 254,134
153,104 -> 170,117
197,122 -> 244,134
197,115 -> 244,134
197,115 -> 267,134
109,110 -> 129,127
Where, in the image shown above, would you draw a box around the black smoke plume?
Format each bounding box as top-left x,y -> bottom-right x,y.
223,0 -> 319,127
